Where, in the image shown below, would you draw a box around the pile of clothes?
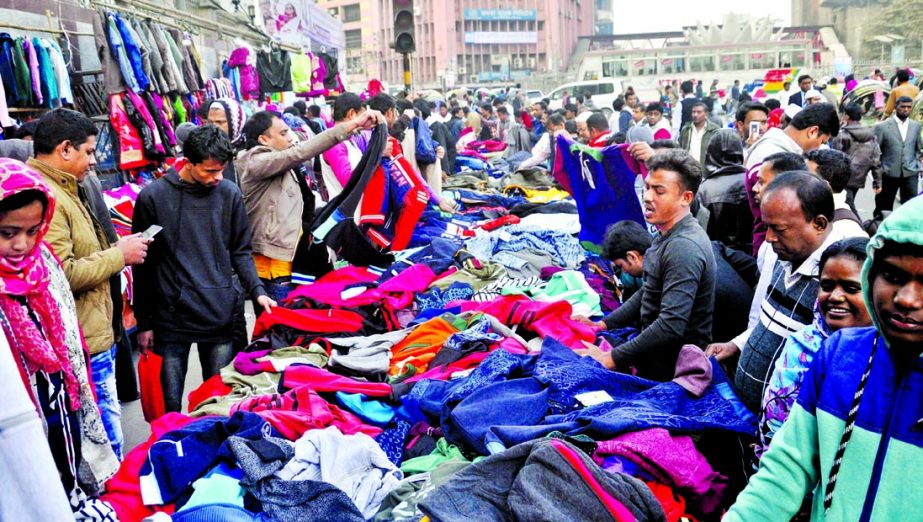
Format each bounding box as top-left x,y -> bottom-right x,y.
101,144 -> 756,522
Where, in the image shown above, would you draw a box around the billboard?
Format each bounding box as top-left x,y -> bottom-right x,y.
257,0 -> 345,50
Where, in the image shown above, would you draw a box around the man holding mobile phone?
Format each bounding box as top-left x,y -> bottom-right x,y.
734,101 -> 769,147
132,126 -> 275,413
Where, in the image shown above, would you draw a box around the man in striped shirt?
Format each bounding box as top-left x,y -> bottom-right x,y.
723,172 -> 836,412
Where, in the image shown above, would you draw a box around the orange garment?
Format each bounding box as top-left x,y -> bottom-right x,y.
389,317 -> 459,377
253,254 -> 293,280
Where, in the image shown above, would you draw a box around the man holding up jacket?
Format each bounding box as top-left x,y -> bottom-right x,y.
236,109 -> 381,300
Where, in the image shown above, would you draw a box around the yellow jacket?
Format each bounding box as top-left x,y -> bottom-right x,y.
884,82 -> 921,117
29,159 -> 124,354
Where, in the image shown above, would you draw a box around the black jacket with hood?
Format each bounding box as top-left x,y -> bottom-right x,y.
696,128 -> 754,254
831,122 -> 883,190
132,169 -> 266,343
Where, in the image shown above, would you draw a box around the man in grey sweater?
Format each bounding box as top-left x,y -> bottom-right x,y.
578,150 -> 717,380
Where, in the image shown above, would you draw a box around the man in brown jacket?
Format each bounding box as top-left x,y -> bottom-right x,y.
884,69 -> 920,118
236,108 -> 380,301
29,109 -> 149,458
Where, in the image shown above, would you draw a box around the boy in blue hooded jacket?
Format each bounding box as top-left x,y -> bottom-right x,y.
726,196 -> 923,521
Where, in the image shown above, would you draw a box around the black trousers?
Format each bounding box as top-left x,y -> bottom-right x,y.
874,175 -> 919,217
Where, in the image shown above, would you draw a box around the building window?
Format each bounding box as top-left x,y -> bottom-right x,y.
342,4 -> 361,23
345,29 -> 362,50
602,60 -> 628,77
689,55 -> 715,73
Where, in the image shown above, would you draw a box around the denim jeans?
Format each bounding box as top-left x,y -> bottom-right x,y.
156,341 -> 234,413
260,276 -> 293,303
90,345 -> 123,459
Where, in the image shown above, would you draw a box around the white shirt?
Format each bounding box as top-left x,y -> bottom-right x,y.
688,123 -> 708,163
895,114 -> 910,141
517,132 -> 554,171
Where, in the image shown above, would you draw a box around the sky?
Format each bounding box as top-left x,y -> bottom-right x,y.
611,2 -> 792,34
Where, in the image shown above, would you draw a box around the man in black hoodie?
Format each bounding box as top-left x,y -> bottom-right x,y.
133,126 -> 276,412
830,102 -> 883,215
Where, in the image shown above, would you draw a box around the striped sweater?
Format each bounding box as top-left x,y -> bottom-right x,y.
735,261 -> 818,412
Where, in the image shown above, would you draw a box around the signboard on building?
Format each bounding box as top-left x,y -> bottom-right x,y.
464,32 -> 538,45
463,9 -> 536,21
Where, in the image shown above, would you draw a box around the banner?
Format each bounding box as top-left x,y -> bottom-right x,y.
257,0 -> 344,50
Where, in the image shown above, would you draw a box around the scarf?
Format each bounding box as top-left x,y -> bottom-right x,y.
210,97 -> 246,146
0,158 -> 79,410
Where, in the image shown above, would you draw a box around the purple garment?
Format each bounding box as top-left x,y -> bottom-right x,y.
672,344 -> 713,397
594,428 -> 728,516
151,93 -> 176,146
23,39 -> 42,105
228,47 -> 260,99
233,348 -> 273,375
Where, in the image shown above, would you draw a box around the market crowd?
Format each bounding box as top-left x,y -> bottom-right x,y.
1,59 -> 922,522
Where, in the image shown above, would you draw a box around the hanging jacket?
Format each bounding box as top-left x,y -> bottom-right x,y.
137,21 -> 167,93
256,48 -> 292,97
726,196 -> 923,522
156,24 -> 188,94
122,92 -> 158,160
228,47 -> 260,100
0,33 -> 19,106
107,14 -> 140,93
92,9 -> 126,95
125,18 -> 157,93
11,37 -> 31,106
145,22 -> 179,93
186,38 -> 207,90
113,14 -> 150,91
22,38 -> 42,106
44,39 -> 72,105
697,128 -> 753,254
172,29 -> 201,92
132,169 -> 267,343
32,37 -> 57,108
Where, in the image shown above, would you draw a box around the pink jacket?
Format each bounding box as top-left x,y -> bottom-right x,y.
228,48 -> 260,99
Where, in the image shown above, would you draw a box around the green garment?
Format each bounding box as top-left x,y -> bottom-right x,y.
401,438 -> 472,475
526,270 -> 601,317
11,38 -> 31,106
430,261 -> 508,291
172,95 -> 186,123
290,53 -> 313,93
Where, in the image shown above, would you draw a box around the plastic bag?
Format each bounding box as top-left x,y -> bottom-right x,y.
138,351 -> 166,422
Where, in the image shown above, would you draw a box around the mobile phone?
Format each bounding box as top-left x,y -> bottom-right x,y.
141,224 -> 162,240
749,121 -> 761,139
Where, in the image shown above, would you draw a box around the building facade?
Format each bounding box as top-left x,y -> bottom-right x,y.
317,0 -> 595,90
